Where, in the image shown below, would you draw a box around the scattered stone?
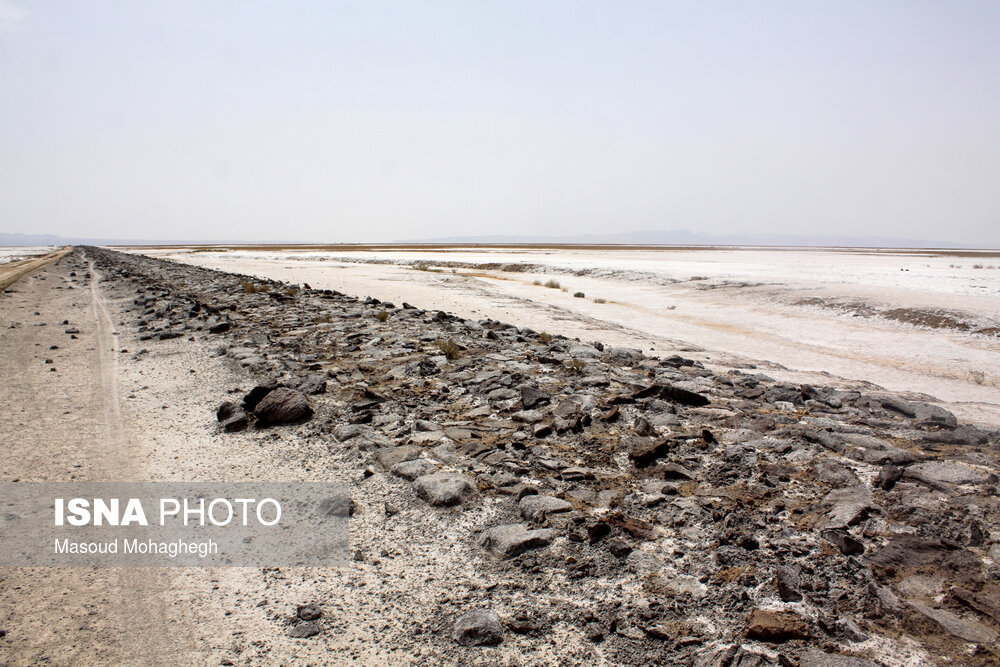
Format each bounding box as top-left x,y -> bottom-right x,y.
904,461 -> 989,487
745,609 -> 810,642
908,601 -> 998,644
775,565 -> 802,602
253,387 -> 313,425
297,604 -> 322,621
822,529 -> 865,555
452,609 -> 503,646
288,621 -> 321,638
390,458 -> 438,481
798,649 -> 881,667
480,524 -> 554,558
518,494 -> 573,522
412,472 -> 477,506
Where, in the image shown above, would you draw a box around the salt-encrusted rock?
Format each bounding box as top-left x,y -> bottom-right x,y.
908,601 -> 998,644
412,472 -> 477,506
904,461 -> 989,487
390,458 -> 438,481
518,494 -> 573,522
480,524 -> 554,558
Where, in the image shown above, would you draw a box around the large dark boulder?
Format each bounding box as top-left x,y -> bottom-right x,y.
253,387 -> 313,425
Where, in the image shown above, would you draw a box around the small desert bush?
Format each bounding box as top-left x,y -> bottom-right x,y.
241,280 -> 268,294
412,262 -> 441,273
532,279 -> 542,286
374,310 -> 389,322
593,298 -> 606,304
970,369 -> 986,385
573,291 -> 585,298
538,332 -> 553,343
435,338 -> 461,360
565,359 -> 586,373
284,285 -> 300,296
544,279 -> 561,289
313,313 -> 333,323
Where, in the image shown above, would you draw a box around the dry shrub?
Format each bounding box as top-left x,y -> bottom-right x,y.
435,338 -> 461,359
241,280 -> 268,294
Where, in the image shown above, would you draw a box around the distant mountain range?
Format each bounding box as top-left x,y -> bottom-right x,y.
403,229 -> 983,249
1,229 -> 991,249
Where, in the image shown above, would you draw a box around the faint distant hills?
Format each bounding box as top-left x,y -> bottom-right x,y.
0,232 -> 242,246
405,229 -> 982,249
1,229 -> 992,249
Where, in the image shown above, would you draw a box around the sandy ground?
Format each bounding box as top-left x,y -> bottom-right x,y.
0,254 -> 309,664
135,246 -> 1000,427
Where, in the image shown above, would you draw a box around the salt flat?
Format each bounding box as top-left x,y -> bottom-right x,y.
132,245 -> 1000,425
0,246 -> 51,265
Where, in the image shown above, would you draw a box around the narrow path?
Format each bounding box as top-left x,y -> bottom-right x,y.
0,251 -> 216,665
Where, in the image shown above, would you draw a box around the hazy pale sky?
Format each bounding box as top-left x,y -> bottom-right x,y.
1,1 -> 998,244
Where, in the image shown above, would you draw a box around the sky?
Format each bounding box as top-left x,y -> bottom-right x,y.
1,1 -> 998,245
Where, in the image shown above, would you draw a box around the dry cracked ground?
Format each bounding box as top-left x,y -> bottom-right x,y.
1,246 -> 999,666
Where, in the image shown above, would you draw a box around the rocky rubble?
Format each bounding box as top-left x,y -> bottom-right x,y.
84,246 -> 1000,666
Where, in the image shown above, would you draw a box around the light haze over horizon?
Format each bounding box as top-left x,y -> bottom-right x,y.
1,1 -> 998,245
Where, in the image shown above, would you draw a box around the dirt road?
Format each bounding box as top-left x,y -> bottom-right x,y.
0,253 -> 224,665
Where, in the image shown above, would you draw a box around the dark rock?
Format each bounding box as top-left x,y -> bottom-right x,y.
216,401 -> 248,432
661,462 -> 696,481
877,464 -> 903,490
951,584 -> 1000,625
628,437 -> 670,468
243,384 -> 280,411
412,473 -> 477,506
924,424 -> 991,446
745,609 -> 810,642
605,537 -> 632,557
288,621 -> 321,638
298,374 -> 327,395
519,384 -> 550,409
452,609 -> 503,646
253,387 -> 313,425
775,565 -> 802,602
297,604 -> 322,621
822,529 -> 865,555
587,522 -> 611,544
480,524 -> 554,558
375,445 -> 424,470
